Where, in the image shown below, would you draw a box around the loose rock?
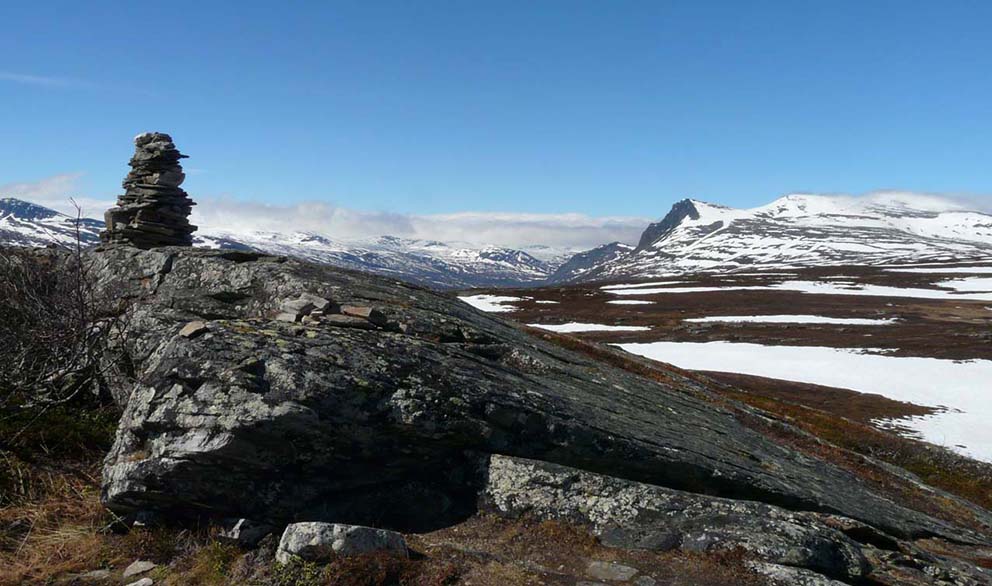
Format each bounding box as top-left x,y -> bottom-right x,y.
586,560 -> 639,581
341,305 -> 388,326
320,313 -> 377,329
178,320 -> 208,338
122,559 -> 157,578
275,522 -> 408,564
217,518 -> 273,548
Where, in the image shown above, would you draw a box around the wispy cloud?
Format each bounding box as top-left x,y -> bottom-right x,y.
191,197 -> 650,250
0,71 -> 96,89
0,174 -> 649,249
838,190 -> 992,214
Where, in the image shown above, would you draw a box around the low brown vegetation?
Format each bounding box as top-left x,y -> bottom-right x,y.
722,387 -> 992,517
704,371 -> 936,424
497,265 -> 992,362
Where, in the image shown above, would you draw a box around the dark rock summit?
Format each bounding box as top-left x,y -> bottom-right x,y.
88,247 -> 992,584
100,132 -> 197,248
633,198 -> 701,252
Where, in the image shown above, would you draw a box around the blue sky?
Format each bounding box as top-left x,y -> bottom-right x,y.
2,1 -> 991,226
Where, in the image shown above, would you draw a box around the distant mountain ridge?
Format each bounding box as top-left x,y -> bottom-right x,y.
0,198 -> 568,288
0,198 -> 104,248
6,194 -> 992,289
550,193 -> 992,283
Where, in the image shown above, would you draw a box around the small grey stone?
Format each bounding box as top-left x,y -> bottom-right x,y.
633,577 -> 657,586
296,293 -> 337,312
275,312 -> 301,323
586,560 -> 639,581
122,559 -> 157,578
217,517 -> 273,548
73,569 -> 111,582
340,305 -> 388,326
321,314 -> 376,329
276,522 -> 408,564
178,321 -> 208,338
281,298 -> 316,315
125,579 -> 154,586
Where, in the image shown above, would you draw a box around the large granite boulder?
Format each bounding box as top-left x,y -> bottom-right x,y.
88,247 -> 992,582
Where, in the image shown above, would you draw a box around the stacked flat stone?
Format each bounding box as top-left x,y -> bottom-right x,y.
100,132 -> 197,248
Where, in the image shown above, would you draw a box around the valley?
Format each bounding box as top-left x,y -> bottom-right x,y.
461,262 -> 992,462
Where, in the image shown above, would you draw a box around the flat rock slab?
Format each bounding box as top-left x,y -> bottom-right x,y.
122,560 -> 157,579
178,320 -> 207,338
482,455 -> 992,585
320,313 -> 376,329
341,305 -> 387,326
587,560 -> 639,581
483,455 -> 868,583
276,522 -> 408,564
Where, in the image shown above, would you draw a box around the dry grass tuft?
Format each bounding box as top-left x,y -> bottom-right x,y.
0,477 -> 114,585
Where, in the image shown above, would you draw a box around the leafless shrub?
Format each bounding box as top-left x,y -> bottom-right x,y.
0,203 -> 129,444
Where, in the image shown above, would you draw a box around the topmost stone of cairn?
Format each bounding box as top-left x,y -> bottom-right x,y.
100,132 -> 197,248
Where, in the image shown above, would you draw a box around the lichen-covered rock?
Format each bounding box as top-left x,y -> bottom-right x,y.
482,455 -> 870,583
482,455 -> 992,585
747,562 -> 849,586
87,247 -> 992,583
275,522 -> 407,564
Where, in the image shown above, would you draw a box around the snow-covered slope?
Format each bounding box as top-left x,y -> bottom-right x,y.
194,229 -> 562,289
0,198 -> 104,247
0,198 -> 564,288
551,193 -> 992,283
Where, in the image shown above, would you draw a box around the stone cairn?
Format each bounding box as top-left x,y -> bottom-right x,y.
100,132 -> 197,248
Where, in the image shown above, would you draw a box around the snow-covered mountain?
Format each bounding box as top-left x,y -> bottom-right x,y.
551,193 -> 992,283
0,198 -> 566,288
0,198 -> 105,248
194,229 -> 564,288
9,193 -> 992,289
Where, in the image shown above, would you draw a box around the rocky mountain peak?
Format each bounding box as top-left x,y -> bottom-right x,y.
555,194 -> 992,283
633,198 -> 700,252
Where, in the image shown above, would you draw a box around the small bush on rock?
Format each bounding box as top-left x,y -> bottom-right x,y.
0,220 -> 129,482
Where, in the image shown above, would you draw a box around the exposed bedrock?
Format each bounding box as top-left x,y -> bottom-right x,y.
88,246 -> 992,582
482,454 -> 992,586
